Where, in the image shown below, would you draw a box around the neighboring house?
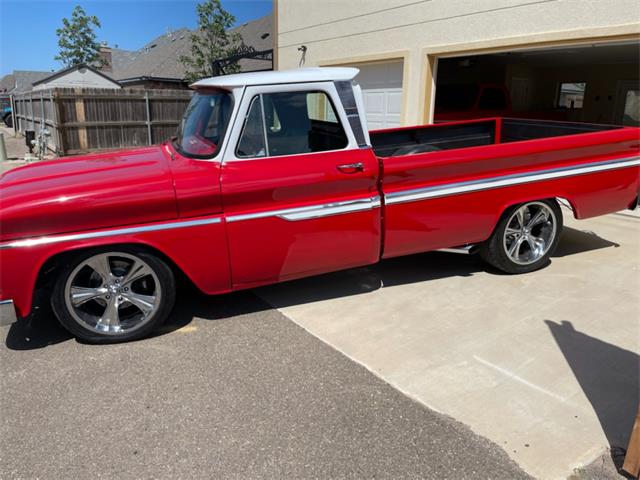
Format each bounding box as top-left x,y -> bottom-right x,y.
274,1 -> 639,127
0,13 -> 273,94
0,70 -> 51,94
32,64 -> 121,90
109,13 -> 273,89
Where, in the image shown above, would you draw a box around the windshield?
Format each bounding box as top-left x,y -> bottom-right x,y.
175,91 -> 233,158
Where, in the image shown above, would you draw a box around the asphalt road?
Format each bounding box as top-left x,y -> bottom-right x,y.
1,286 -> 530,479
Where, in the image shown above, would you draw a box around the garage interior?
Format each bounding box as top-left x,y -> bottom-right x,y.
434,41 -> 640,126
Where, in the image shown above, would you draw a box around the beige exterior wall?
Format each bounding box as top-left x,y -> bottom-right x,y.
276,0 -> 640,125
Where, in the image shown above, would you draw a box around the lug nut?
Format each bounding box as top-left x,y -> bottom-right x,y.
105,295 -> 111,300
124,287 -> 129,292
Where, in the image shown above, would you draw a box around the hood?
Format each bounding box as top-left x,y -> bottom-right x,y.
0,146 -> 178,242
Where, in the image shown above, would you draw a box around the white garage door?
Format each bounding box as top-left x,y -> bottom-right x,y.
353,62 -> 403,130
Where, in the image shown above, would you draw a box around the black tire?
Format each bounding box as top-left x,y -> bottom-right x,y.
51,247 -> 176,343
479,199 -> 563,274
3,114 -> 13,128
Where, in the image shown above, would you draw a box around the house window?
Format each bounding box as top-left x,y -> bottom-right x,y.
557,82 -> 586,109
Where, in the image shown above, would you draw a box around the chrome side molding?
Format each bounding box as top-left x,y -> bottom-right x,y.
0,217 -> 223,250
385,156 -> 640,206
226,195 -> 381,223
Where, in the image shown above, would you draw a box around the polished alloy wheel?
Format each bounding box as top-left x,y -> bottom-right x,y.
502,202 -> 557,265
63,252 -> 162,335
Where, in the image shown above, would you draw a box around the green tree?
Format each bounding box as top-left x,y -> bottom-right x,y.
180,0 -> 242,82
55,5 -> 103,68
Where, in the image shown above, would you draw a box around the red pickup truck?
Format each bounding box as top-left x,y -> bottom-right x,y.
1,68 -> 638,343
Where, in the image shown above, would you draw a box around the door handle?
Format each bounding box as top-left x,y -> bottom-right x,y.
337,162 -> 364,174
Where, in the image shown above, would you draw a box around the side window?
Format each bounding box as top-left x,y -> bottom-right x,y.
235,90 -> 348,158
236,97 -> 267,158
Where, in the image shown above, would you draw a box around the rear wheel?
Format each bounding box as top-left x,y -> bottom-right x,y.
51,248 -> 176,343
480,200 -> 562,274
3,113 -> 13,128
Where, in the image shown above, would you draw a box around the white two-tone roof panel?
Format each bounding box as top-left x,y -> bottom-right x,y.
191,67 -> 359,89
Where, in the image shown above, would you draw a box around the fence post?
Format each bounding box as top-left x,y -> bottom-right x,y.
29,93 -> 34,131
144,91 -> 152,145
39,92 -> 47,155
75,88 -> 88,151
10,94 -> 17,134
40,92 -> 44,127
49,89 -> 61,156
53,90 -> 66,156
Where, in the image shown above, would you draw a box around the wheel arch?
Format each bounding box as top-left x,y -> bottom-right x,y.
486,196 -> 568,242
26,241 -> 204,320
479,197 -> 564,274
35,242 -> 196,290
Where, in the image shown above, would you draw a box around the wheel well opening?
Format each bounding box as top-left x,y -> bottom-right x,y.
486,197 -> 565,239
35,243 -> 195,292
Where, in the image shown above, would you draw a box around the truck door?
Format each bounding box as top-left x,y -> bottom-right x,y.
221,82 -> 381,287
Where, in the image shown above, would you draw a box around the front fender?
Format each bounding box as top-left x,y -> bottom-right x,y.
0,216 -> 231,319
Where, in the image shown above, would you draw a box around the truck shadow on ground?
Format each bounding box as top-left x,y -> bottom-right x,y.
545,320 -> 638,474
4,226 -> 620,350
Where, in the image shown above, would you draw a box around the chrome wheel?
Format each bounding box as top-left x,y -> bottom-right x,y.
503,202 -> 557,265
64,252 -> 162,335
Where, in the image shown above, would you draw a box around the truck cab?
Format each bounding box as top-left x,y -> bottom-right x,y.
173,68 -> 381,287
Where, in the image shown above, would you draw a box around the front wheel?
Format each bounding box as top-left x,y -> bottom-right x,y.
51,248 -> 176,343
480,200 -> 563,274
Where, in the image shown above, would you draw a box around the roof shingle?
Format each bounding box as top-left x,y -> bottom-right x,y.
112,13 -> 273,81
0,70 -> 52,94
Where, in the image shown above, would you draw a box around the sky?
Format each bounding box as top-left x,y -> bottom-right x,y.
0,0 -> 272,77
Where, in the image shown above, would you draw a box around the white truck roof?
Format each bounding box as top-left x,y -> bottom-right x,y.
191,67 -> 359,89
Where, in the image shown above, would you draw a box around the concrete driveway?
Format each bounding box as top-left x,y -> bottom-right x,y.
258,210 -> 639,479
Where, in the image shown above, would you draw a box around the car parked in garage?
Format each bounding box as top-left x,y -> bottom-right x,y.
434,83 -> 572,123
1,67 -> 638,342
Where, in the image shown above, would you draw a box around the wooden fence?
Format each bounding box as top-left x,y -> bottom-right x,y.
12,88 -> 192,155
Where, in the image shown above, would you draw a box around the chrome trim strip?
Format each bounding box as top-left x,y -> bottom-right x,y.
0,217 -> 222,250
385,156 -> 640,206
226,196 -> 381,223
0,299 -> 18,326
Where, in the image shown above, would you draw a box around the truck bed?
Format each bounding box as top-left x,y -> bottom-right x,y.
374,117 -> 639,259
370,118 -> 621,157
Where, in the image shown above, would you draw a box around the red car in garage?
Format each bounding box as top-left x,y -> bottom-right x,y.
434,83 -> 571,123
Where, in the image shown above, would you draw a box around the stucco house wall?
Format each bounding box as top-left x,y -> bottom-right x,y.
275,0 -> 640,125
